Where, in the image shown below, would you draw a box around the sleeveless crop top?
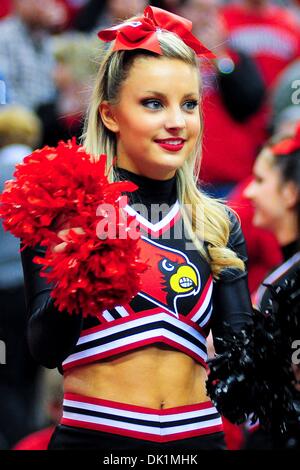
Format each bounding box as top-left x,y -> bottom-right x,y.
21,168 -> 253,371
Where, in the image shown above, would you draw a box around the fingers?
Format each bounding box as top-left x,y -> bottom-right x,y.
52,227 -> 86,254
53,241 -> 67,254
57,227 -> 85,241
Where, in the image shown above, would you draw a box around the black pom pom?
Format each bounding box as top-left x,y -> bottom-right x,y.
206,269 -> 300,445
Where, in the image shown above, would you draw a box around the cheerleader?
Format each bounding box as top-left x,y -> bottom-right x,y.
244,125 -> 300,448
20,6 -> 253,451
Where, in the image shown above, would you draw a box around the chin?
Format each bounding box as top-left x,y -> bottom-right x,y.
161,155 -> 187,169
253,213 -> 269,230
153,158 -> 182,171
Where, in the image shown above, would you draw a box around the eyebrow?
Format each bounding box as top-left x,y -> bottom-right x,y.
143,91 -> 199,99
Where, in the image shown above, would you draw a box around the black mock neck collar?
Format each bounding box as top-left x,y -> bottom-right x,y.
281,239 -> 300,261
115,167 -> 177,206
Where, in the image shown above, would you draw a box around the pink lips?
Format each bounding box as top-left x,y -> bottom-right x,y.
154,138 -> 186,152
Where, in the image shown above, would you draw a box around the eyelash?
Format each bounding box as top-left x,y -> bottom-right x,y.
142,99 -> 199,111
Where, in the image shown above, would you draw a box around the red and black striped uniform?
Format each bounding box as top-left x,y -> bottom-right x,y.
21,167 -> 253,449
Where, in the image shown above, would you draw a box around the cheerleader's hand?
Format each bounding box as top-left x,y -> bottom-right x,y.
52,227 -> 86,254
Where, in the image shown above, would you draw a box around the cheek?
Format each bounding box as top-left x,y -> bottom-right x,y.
256,190 -> 284,222
255,180 -> 277,201
119,115 -> 159,138
253,201 -> 275,228
188,115 -> 201,136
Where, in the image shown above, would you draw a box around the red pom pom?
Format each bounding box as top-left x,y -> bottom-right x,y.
0,138 -> 136,247
0,139 -> 148,318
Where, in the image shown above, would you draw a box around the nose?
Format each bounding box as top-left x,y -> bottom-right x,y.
243,179 -> 255,200
165,106 -> 186,131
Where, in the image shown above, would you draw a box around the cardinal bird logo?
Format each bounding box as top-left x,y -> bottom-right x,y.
138,237 -> 201,317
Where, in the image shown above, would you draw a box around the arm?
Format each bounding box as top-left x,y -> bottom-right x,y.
21,242 -> 83,369
210,210 -> 253,354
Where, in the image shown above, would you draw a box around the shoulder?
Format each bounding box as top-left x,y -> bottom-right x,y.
257,252 -> 300,310
224,206 -> 245,251
215,207 -> 248,282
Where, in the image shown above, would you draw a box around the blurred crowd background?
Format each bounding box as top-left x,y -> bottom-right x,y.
0,0 -> 299,450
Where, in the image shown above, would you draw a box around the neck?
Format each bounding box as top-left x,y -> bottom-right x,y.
274,212 -> 298,246
115,167 -> 177,207
116,156 -> 177,181
281,239 -> 299,261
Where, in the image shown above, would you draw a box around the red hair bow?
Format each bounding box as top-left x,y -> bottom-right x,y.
98,5 -> 215,58
271,121 -> 300,155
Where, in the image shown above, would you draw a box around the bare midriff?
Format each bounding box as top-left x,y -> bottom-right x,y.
63,345 -> 209,409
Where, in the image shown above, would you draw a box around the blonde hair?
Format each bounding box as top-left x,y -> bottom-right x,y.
0,105 -> 41,148
81,29 -> 244,278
